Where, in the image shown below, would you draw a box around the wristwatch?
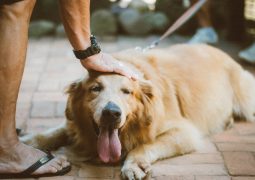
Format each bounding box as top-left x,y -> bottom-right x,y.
73,35 -> 101,60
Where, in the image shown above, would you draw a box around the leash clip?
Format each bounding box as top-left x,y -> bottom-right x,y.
136,0 -> 207,52
142,40 -> 159,52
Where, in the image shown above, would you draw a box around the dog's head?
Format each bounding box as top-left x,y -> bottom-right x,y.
66,72 -> 155,163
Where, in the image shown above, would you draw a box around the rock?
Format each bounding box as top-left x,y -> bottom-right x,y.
128,0 -> 149,13
29,20 -> 56,38
151,12 -> 170,32
111,3 -> 126,15
119,9 -> 153,36
119,10 -> 168,35
55,24 -> 66,37
119,9 -> 140,30
134,13 -> 154,35
91,10 -> 117,36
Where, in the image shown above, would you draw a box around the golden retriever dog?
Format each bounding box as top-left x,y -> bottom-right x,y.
22,44 -> 255,180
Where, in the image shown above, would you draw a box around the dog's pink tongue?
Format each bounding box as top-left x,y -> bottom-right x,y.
97,128 -> 121,163
109,129 -> 121,162
97,128 -> 110,163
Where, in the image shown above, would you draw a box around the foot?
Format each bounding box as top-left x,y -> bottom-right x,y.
189,27 -> 219,44
0,142 -> 70,175
239,42 -> 255,64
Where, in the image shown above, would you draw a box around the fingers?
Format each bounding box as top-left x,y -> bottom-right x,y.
114,62 -> 139,80
114,68 -> 137,80
80,52 -> 139,80
81,56 -> 112,73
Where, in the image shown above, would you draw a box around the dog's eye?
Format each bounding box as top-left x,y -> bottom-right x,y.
90,86 -> 102,92
121,88 -> 132,95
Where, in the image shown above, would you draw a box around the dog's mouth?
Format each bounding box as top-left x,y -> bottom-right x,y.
93,121 -> 121,163
93,120 -> 100,136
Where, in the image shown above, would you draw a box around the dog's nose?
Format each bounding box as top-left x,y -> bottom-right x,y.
102,102 -> 122,121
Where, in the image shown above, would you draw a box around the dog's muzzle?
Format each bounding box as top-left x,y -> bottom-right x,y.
101,101 -> 121,128
96,101 -> 122,163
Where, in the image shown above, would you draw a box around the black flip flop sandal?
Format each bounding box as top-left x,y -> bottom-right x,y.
0,151 -> 71,179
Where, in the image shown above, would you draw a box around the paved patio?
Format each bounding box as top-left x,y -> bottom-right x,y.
15,36 -> 255,180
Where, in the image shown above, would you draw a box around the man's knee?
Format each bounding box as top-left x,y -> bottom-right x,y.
0,0 -> 36,20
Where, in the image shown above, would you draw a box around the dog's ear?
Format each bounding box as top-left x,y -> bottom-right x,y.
138,80 -> 155,125
65,81 -> 84,121
65,102 -> 74,121
65,80 -> 83,95
139,80 -> 154,100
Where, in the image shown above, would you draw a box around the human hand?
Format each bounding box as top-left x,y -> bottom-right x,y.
80,53 -> 139,80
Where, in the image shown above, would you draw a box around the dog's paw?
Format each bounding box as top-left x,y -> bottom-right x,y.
121,160 -> 151,180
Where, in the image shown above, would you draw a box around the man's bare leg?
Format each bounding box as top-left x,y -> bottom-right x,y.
196,0 -> 212,27
0,0 -> 69,174
189,0 -> 218,44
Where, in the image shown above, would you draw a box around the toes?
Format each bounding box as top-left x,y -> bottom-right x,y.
62,161 -> 70,168
49,166 -> 58,173
122,163 -> 147,180
59,155 -> 70,167
50,159 -> 63,171
138,162 -> 151,173
50,156 -> 71,170
122,169 -> 135,180
133,166 -> 146,180
34,161 -> 58,174
59,155 -> 67,161
33,156 -> 69,175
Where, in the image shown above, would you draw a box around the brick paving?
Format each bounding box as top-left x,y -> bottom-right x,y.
13,36 -> 255,180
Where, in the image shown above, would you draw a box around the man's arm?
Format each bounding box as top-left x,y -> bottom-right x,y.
58,0 -> 138,80
58,0 -> 91,50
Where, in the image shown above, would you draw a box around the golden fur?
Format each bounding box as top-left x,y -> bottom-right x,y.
22,44 -> 255,179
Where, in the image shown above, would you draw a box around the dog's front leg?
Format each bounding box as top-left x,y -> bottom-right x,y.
20,123 -> 70,151
121,121 -> 203,180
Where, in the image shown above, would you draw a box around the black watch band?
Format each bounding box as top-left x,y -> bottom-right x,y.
73,35 -> 101,60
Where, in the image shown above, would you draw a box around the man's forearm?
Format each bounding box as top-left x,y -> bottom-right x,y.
58,0 -> 91,50
58,0 -> 137,79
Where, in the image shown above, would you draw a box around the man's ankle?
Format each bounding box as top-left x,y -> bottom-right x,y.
0,138 -> 19,151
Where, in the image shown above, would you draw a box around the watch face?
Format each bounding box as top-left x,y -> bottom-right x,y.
91,45 -> 101,53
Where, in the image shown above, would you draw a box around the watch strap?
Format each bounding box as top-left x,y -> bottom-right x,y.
73,47 -> 93,60
73,35 -> 101,60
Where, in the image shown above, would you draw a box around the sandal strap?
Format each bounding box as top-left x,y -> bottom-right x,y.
20,151 -> 54,175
